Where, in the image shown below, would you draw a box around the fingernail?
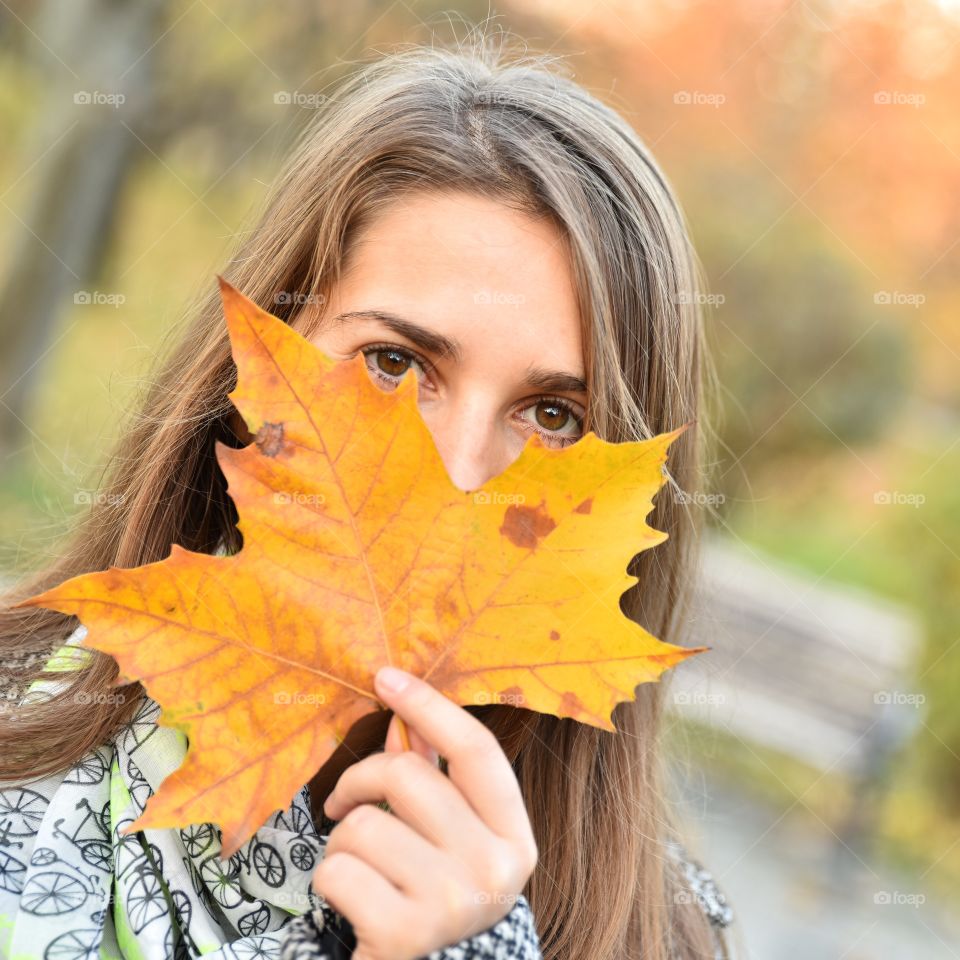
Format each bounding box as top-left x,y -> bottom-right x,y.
377,666 -> 410,693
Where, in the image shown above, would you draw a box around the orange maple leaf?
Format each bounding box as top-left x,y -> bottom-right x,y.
16,278 -> 707,855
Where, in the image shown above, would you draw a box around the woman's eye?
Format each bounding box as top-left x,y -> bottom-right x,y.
360,345 -> 428,389
357,351 -> 582,448
518,399 -> 584,448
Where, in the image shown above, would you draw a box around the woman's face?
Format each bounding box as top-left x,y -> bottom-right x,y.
309,190 -> 586,492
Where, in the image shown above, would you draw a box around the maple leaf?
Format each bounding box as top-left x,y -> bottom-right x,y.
15,278 -> 708,855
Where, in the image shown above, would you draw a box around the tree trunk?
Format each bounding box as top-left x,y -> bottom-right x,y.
0,0 -> 168,455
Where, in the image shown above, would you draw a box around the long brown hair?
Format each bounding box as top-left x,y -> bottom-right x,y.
1,32 -> 725,960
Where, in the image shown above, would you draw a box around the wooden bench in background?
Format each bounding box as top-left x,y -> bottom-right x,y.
667,531 -> 924,858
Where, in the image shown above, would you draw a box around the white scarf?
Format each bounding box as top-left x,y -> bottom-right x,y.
1,624 -> 326,959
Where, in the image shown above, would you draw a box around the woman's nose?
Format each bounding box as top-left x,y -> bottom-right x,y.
418,398 -> 512,493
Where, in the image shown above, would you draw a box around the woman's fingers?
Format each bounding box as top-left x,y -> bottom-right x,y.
373,666 -> 536,858
311,848 -> 411,952
323,749 -> 487,858
315,669 -> 539,959
322,802 -> 455,894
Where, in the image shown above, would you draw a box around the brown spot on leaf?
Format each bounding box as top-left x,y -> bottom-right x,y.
434,593 -> 459,621
256,422 -> 285,457
499,502 -> 557,549
574,497 -> 593,514
560,690 -> 583,717
550,630 -> 560,641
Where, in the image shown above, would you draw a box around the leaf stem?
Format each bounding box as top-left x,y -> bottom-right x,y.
396,715 -> 412,751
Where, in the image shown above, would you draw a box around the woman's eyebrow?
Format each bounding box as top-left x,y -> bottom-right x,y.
332,309 -> 462,361
522,366 -> 588,395
332,308 -> 587,394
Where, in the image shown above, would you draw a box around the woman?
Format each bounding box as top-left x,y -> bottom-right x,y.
0,35 -> 734,960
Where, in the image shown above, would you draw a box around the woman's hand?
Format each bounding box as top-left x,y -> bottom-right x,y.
312,666 -> 538,960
